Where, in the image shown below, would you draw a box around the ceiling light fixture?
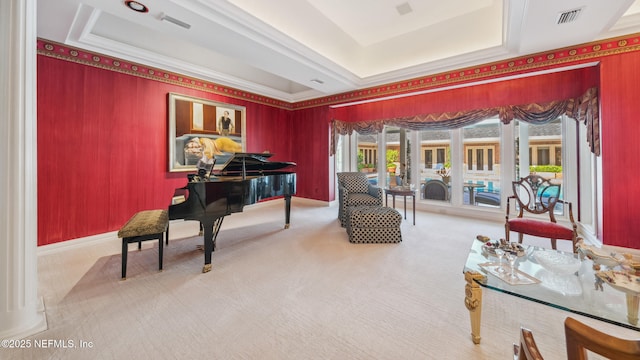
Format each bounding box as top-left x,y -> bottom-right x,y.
124,1 -> 149,13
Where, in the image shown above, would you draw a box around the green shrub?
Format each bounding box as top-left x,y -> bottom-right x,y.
530,165 -> 562,173
386,149 -> 399,167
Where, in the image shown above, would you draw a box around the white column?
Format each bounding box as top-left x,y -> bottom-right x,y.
0,0 -> 47,339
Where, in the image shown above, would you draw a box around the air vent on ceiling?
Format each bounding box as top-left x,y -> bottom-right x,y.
557,8 -> 583,24
160,13 -> 191,29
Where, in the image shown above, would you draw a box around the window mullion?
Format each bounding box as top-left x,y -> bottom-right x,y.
450,128 -> 463,206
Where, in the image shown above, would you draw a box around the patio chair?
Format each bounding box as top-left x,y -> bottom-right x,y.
475,182 -> 500,206
505,174 -> 578,251
424,179 -> 449,200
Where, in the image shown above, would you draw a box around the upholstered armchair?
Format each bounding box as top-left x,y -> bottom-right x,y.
337,172 -> 383,227
505,174 -> 578,251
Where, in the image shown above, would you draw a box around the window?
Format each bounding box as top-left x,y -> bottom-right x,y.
418,129 -> 451,202
436,148 -> 445,165
477,149 -> 484,170
576,120 -> 596,234
488,149 -> 494,171
462,119 -> 501,206
465,147 -> 496,172
360,148 -> 376,165
514,117 -> 569,217
423,148 -> 446,169
555,147 -> 562,166
338,114 -> 593,228
357,132 -> 380,185
536,147 -> 550,165
424,150 -> 433,168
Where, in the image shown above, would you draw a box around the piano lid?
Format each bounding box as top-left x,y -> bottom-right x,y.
216,153 -> 296,175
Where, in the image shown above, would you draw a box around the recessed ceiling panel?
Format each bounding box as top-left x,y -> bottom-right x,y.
226,0 -> 503,77
90,10 -> 313,95
305,0 -> 494,47
36,0 -> 640,102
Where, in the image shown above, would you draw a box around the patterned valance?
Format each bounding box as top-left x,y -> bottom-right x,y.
331,87 -> 599,156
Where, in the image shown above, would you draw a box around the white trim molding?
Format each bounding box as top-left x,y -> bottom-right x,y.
0,0 -> 47,340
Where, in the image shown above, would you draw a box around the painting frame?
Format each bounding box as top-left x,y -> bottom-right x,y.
168,92 -> 246,172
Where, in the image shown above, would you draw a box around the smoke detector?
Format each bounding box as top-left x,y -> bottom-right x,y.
396,2 -> 413,16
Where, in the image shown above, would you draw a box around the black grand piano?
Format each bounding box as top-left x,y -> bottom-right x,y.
168,153 -> 296,273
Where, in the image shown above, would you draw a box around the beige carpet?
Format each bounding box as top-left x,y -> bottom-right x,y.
5,200 -> 638,359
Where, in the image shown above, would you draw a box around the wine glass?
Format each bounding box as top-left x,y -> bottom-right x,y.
507,253 -> 518,280
494,248 -> 506,273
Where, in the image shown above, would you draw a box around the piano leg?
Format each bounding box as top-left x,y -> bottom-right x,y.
201,216 -> 224,273
284,195 -> 292,229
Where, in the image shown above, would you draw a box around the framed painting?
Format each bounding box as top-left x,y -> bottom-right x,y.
168,93 -> 246,172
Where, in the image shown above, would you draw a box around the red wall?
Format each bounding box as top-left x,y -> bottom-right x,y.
37,56 -> 295,245
37,46 -> 640,249
289,106 -> 332,201
599,51 -> 640,248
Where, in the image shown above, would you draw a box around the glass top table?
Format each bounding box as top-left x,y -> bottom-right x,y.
463,238 -> 640,344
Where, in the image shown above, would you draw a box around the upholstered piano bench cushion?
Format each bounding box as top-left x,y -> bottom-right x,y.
118,209 -> 169,280
347,206 -> 402,244
508,218 -> 574,240
118,210 -> 169,238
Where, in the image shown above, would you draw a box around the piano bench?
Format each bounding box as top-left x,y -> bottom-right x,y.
118,209 -> 169,280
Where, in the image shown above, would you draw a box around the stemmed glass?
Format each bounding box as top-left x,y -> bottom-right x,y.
507,252 -> 518,280
494,248 -> 506,274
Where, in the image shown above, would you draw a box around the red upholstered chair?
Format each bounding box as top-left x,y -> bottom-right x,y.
505,175 -> 578,251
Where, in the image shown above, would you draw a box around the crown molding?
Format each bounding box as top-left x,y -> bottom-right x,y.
38,32 -> 640,110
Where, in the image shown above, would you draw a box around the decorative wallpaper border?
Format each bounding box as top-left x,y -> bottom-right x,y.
295,33 -> 640,109
38,33 -> 640,111
36,39 -> 294,110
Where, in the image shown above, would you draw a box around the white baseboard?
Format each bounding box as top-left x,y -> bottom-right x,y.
37,231 -> 119,256
37,197 -> 330,256
0,297 -> 47,340
291,196 -> 331,207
